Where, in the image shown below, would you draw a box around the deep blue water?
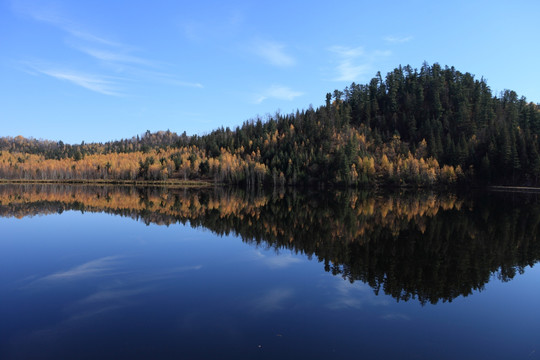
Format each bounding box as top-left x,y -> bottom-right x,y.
1,185 -> 540,359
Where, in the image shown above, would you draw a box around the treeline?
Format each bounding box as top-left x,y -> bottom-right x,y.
2,63 -> 540,186
191,63 -> 540,186
0,130 -> 185,159
0,146 -> 267,185
2,184 -> 540,304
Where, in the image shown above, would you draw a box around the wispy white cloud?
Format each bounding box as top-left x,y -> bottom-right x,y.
254,250 -> 303,268
41,256 -> 121,281
73,44 -> 203,91
15,260 -> 206,350
328,45 -> 391,82
27,64 -> 123,96
12,1 -> 122,47
65,263 -> 202,318
252,40 -> 296,67
13,1 -> 203,92
78,288 -> 150,305
384,35 -> 413,43
264,255 -> 303,268
254,85 -> 303,104
327,278 -> 390,310
42,70 -> 121,96
25,9 -> 143,66
74,47 -> 153,67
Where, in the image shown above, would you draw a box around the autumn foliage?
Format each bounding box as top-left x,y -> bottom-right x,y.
2,63 -> 539,187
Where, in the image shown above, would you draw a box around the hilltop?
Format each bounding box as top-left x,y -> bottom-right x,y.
2,63 -> 539,187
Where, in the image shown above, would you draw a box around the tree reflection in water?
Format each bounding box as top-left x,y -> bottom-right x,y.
1,183 -> 539,305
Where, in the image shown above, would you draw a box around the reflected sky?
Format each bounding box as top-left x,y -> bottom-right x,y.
1,190 -> 540,359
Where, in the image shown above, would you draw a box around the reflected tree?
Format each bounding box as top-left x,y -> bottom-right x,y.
1,184 -> 540,304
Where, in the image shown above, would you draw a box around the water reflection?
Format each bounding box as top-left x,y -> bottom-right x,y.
1,183 -> 540,305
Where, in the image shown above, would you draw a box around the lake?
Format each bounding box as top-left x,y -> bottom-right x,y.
1,184 -> 539,359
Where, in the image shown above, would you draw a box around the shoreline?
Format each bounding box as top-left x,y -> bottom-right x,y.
0,179 -> 215,188
489,185 -> 540,193
3,180 -> 540,193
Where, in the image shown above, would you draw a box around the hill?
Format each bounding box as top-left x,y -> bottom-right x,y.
2,63 -> 539,187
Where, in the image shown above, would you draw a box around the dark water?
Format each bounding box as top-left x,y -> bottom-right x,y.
1,184 -> 540,359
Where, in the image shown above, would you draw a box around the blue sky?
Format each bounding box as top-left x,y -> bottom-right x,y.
1,0 -> 539,144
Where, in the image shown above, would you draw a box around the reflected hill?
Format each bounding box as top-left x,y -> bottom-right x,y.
1,183 -> 540,305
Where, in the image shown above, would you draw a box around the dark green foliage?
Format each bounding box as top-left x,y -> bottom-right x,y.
188,63 -> 540,185
2,63 -> 540,186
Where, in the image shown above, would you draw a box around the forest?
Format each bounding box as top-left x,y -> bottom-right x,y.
1,63 -> 540,187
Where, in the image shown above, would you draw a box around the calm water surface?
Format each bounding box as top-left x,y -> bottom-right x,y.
0,184 -> 539,359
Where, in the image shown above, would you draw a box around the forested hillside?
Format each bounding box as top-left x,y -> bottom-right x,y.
2,63 -> 539,187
